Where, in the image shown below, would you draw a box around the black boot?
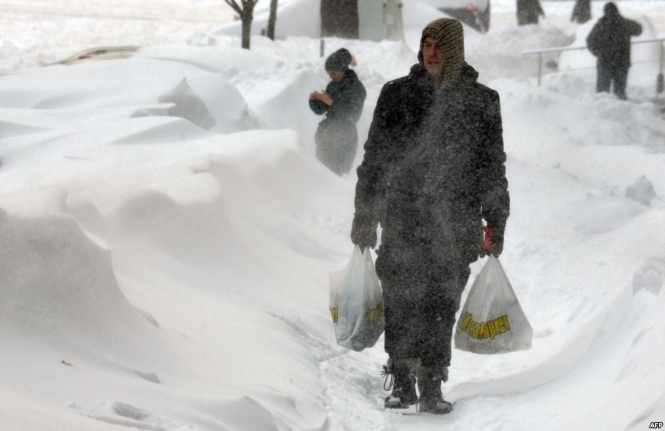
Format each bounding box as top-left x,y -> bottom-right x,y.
417,366 -> 453,414
382,358 -> 418,409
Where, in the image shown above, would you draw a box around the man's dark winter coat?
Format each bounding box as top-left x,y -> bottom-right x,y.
310,69 -> 366,175
587,4 -> 642,71
355,63 -> 509,260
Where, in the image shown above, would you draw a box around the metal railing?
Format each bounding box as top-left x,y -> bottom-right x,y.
522,38 -> 665,92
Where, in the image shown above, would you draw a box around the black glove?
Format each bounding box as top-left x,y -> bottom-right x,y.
350,215 -> 377,251
491,227 -> 504,257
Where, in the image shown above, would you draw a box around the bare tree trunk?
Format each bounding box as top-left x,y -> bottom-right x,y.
223,0 -> 259,49
241,13 -> 253,48
321,0 -> 359,39
267,0 -> 278,40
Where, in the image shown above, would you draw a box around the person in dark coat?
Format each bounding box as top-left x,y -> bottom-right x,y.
586,2 -> 642,100
309,48 -> 366,175
517,0 -> 545,25
571,0 -> 591,23
351,18 -> 509,414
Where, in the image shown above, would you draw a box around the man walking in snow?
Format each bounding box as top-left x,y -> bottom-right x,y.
570,0 -> 591,24
586,2 -> 642,100
517,0 -> 545,25
350,18 -> 509,414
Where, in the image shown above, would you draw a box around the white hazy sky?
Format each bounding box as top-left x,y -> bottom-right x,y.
1,1 -> 665,430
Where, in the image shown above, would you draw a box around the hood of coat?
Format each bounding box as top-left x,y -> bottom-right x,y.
457,63 -> 480,86
343,68 -> 360,83
417,18 -> 465,90
604,2 -> 619,17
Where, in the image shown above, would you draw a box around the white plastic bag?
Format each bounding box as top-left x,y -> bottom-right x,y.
329,246 -> 385,351
454,255 -> 533,354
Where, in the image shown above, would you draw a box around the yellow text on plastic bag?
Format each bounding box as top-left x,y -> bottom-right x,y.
459,311 -> 511,340
330,302 -> 383,325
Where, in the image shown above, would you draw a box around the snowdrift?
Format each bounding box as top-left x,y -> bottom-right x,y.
2,0 -> 665,429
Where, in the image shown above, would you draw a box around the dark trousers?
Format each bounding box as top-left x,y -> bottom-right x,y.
375,246 -> 471,368
597,68 -> 629,100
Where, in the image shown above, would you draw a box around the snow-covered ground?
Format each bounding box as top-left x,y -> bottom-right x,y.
1,0 -> 665,430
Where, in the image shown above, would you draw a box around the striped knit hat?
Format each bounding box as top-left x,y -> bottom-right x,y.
417,18 -> 465,89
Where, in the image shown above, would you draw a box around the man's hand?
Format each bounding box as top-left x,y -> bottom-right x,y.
351,215 -> 377,251
309,90 -> 333,106
479,226 -> 504,258
317,91 -> 333,106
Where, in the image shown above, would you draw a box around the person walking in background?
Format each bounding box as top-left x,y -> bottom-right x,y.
586,2 -> 642,100
309,48 -> 366,176
351,18 -> 509,414
571,0 -> 591,23
517,0 -> 545,25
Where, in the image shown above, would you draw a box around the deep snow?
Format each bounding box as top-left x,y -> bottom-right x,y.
1,0 -> 665,430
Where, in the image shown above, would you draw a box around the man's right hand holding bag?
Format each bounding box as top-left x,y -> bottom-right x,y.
350,214 -> 378,252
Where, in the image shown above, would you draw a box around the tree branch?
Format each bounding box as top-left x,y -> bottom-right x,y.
223,0 -> 242,15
